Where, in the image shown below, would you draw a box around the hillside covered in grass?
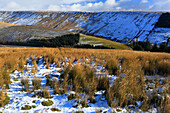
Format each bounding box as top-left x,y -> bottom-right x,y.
79,34 -> 129,50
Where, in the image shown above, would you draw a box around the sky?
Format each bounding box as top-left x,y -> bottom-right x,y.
0,0 -> 169,11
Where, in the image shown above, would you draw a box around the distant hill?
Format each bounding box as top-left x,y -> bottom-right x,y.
0,11 -> 169,45
0,22 -> 129,49
0,23 -> 79,47
0,24 -> 71,42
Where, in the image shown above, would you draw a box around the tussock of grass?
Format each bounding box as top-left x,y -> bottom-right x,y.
105,57 -> 120,75
42,88 -> 52,99
20,78 -> 29,92
106,61 -> 146,107
32,78 -> 41,90
0,90 -> 10,107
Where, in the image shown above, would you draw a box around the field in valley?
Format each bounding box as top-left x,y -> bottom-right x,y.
0,47 -> 169,112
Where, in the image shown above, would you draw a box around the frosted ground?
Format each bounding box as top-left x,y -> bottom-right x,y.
0,55 -> 165,113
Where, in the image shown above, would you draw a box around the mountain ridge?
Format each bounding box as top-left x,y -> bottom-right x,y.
0,11 -> 169,45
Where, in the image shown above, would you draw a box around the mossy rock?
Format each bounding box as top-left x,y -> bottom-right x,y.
73,111 -> 84,113
21,105 -> 32,110
51,107 -> 61,112
32,105 -> 36,108
32,100 -> 36,103
41,100 -> 53,106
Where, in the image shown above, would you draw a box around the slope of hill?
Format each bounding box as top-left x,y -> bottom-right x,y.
0,22 -> 17,29
0,25 -> 71,42
0,22 -> 80,47
0,11 -> 169,44
79,34 -> 129,50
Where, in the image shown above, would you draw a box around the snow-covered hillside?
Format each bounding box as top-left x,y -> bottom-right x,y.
0,11 -> 169,44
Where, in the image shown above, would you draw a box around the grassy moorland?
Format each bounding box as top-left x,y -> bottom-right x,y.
0,47 -> 169,112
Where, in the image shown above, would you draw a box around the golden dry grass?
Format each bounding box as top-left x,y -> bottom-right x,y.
0,47 -> 169,111
0,47 -> 169,88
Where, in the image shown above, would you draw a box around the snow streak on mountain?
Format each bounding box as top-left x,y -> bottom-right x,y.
0,11 -> 169,44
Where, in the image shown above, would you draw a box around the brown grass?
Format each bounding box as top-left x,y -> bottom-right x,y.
32,78 -> 41,90
0,47 -> 169,111
0,47 -> 169,89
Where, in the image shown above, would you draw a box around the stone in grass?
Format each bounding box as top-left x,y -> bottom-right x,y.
51,107 -> 61,112
41,100 -> 53,106
21,105 -> 32,110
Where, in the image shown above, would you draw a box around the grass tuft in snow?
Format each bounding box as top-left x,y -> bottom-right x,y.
32,78 -> 41,90
20,78 -> 29,92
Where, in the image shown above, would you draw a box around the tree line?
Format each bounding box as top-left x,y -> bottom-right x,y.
131,41 -> 170,53
0,33 -> 80,47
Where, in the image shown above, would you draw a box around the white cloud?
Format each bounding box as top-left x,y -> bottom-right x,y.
0,0 -> 169,11
141,0 -> 148,3
48,5 -> 61,11
149,0 -> 170,11
2,1 -> 20,10
105,0 -> 117,6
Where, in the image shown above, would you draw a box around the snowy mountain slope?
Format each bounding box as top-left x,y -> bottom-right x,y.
148,28 -> 170,45
0,11 -> 169,44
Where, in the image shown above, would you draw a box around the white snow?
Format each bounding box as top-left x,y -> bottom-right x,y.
0,11 -> 168,44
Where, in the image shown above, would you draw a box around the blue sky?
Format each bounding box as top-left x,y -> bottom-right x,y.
0,0 -> 169,11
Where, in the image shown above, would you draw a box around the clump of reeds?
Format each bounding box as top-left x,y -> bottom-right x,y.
21,78 -> 29,92
68,64 -> 86,93
106,60 -> 146,107
105,57 -> 120,75
52,80 -> 60,94
0,89 -> 10,107
32,78 -> 41,90
42,87 -> 51,98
